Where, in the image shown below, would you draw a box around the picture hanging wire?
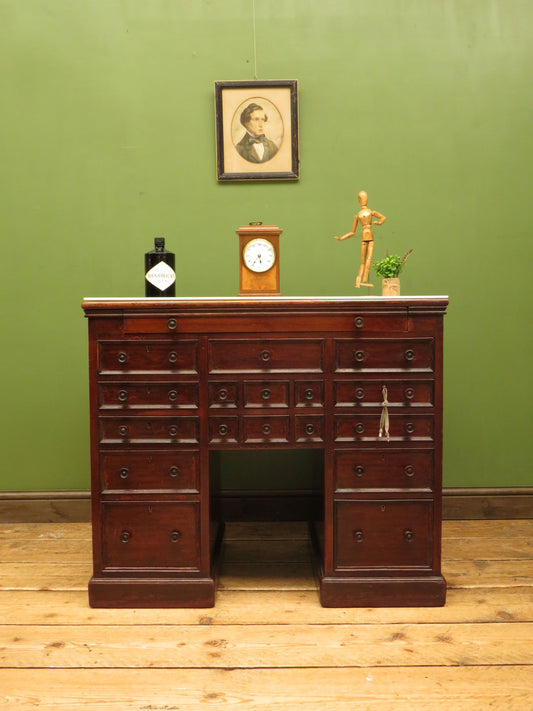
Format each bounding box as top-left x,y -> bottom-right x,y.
252,0 -> 258,79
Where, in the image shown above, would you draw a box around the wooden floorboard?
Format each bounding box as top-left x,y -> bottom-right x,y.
0,520 -> 532,709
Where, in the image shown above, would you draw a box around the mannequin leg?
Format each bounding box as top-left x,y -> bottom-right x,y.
361,240 -> 374,286
355,242 -> 368,288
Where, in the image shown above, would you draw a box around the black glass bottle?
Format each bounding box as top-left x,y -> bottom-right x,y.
144,238 -> 176,297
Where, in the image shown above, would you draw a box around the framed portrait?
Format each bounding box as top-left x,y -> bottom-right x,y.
214,80 -> 299,181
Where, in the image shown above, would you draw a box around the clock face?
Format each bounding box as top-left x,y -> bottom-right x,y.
243,238 -> 276,273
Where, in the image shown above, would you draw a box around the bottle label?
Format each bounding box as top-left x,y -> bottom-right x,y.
145,261 -> 176,291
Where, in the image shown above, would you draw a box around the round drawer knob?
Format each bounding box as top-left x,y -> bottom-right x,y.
354,350 -> 365,363
405,388 -> 415,400
117,352 -> 128,364
405,349 -> 415,362
167,318 -> 177,330
355,423 -> 365,434
354,316 -> 365,328
355,388 -> 365,400
260,350 -> 271,362
168,390 -> 178,402
170,530 -> 181,543
304,388 -> 314,400
354,465 -> 365,477
119,425 -> 129,438
119,467 -> 129,480
218,388 -> 228,401
404,530 -> 415,543
118,389 -> 128,402
405,423 -> 415,435
305,423 -> 315,435
218,424 -> 229,436
168,466 -> 180,478
261,389 -> 271,401
120,531 -> 131,543
262,424 -> 272,435
405,465 -> 415,477
168,351 -> 178,364
168,425 -> 178,437
353,530 -> 364,543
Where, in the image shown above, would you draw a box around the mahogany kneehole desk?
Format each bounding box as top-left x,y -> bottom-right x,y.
82,296 -> 448,608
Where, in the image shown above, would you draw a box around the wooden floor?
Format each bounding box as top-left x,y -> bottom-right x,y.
0,520 -> 532,710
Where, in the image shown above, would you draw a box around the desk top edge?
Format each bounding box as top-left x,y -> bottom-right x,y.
82,296 -> 449,317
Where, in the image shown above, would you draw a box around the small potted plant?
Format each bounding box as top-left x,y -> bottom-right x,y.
373,250 -> 413,296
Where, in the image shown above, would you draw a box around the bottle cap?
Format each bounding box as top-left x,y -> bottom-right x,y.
154,237 -> 165,248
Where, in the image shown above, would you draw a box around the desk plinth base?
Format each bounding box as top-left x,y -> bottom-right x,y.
88,576 -> 216,608
317,572 -> 447,608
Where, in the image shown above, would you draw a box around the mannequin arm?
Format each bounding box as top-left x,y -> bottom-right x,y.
335,215 -> 359,240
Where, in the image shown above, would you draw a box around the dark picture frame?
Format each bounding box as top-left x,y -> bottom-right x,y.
214,80 -> 299,181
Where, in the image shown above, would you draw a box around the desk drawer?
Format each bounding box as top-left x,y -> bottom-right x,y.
99,416 -> 199,444
102,502 -> 200,571
208,339 -> 324,373
334,500 -> 433,570
100,451 -> 199,492
99,341 -> 198,374
334,450 -> 433,492
335,339 -> 434,373
243,381 -> 290,408
243,416 -> 290,444
99,382 -> 199,410
334,380 -> 434,408
334,414 -> 434,443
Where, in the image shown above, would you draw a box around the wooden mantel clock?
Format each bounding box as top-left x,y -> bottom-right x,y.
237,223 -> 282,295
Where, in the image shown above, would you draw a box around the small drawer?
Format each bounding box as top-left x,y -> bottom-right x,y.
99,416 -> 199,444
101,502 -> 201,571
100,451 -> 199,492
99,341 -> 198,374
98,382 -> 199,410
209,417 -> 239,444
334,450 -> 433,492
295,381 -> 324,408
334,338 -> 434,373
334,500 -> 433,570
243,416 -> 290,444
334,380 -> 434,408
244,381 -> 290,408
295,415 -> 324,443
208,382 -> 239,408
334,414 -> 434,443
208,339 -> 324,373
350,313 -> 408,332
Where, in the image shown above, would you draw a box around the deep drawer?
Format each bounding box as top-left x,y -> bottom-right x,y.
98,382 -> 199,409
334,380 -> 434,408
334,500 -> 433,570
99,416 -> 199,444
98,341 -> 198,374
101,502 -> 200,571
100,450 -> 199,492
334,450 -> 434,492
208,339 -> 324,373
335,338 -> 434,372
334,414 -> 434,443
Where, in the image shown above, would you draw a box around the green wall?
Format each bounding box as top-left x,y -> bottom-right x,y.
1,1 -> 531,491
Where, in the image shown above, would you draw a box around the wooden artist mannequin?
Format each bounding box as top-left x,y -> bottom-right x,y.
335,191 -> 386,288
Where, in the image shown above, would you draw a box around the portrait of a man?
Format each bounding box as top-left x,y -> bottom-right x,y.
234,102 -> 281,164
215,80 -> 298,181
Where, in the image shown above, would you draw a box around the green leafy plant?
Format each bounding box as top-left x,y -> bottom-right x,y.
373,250 -> 413,278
